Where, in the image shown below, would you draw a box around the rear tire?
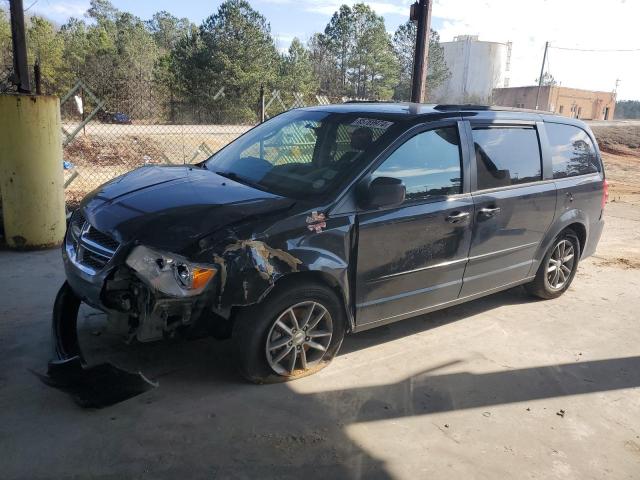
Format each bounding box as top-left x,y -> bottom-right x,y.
232,281 -> 346,384
526,229 -> 580,299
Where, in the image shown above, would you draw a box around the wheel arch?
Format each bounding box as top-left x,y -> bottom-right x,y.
531,209 -> 589,275
564,222 -> 586,257
269,270 -> 354,331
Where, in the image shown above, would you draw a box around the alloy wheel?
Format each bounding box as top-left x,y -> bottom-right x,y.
546,239 -> 575,290
265,301 -> 333,376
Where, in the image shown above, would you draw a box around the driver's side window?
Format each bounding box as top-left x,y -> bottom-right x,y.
373,127 -> 462,201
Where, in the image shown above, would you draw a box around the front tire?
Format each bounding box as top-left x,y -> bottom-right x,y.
526,230 -> 580,299
232,281 -> 346,383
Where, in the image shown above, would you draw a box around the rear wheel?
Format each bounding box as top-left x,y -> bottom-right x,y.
526,230 -> 580,299
232,281 -> 346,383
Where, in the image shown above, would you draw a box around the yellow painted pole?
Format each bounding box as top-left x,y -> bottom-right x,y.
0,95 -> 66,249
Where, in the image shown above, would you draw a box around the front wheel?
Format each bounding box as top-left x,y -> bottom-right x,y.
526,230 -> 580,299
232,281 -> 346,383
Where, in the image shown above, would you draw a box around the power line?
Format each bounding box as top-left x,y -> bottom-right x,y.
550,45 -> 640,52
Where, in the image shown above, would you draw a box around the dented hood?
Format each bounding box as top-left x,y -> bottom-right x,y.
80,165 -> 295,253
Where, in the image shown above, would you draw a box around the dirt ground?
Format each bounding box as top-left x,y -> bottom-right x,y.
1,124 -> 639,479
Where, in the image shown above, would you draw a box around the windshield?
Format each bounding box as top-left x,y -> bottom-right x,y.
205,109 -> 402,199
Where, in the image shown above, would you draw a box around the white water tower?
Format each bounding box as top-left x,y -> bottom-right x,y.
432,35 -> 512,104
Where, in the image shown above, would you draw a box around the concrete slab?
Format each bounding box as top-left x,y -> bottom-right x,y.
1,204 -> 639,479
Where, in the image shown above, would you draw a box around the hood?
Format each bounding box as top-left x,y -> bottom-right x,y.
81,165 -> 295,253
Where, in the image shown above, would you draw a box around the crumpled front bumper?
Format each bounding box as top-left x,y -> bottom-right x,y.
62,242 -> 123,311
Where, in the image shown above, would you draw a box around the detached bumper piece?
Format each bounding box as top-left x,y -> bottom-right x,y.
46,281 -> 157,408
39,356 -> 157,409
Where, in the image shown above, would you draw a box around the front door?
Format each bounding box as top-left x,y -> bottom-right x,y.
460,122 -> 556,297
355,122 -> 474,328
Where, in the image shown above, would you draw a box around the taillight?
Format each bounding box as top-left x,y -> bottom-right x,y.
602,179 -> 609,210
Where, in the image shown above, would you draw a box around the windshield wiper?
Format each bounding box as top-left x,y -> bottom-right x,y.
214,171 -> 264,191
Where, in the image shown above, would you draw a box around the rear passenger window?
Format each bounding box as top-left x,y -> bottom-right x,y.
546,123 -> 600,178
373,127 -> 462,200
472,127 -> 542,190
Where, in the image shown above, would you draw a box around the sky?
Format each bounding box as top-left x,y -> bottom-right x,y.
23,0 -> 640,100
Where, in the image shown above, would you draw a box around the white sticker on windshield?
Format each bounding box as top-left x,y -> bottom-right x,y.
351,118 -> 394,130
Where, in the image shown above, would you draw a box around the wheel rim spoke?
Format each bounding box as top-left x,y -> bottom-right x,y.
269,336 -> 291,351
306,340 -> 327,352
306,309 -> 326,332
288,308 -> 300,330
299,347 -> 308,369
273,345 -> 293,364
275,319 -> 292,336
288,347 -> 298,374
300,302 -> 316,330
309,329 -> 331,338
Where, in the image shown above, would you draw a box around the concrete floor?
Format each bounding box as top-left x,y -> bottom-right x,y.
1,203 -> 639,479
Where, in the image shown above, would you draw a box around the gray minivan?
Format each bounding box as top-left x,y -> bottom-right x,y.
53,104 -> 607,383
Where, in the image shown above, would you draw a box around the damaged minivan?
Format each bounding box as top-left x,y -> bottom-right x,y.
53,103 -> 606,383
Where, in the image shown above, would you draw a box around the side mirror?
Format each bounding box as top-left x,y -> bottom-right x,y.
360,176 -> 406,209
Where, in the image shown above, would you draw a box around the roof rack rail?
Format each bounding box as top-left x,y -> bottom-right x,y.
434,104 -> 552,114
342,100 -> 397,104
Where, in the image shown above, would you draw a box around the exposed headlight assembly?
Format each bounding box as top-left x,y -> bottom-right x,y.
126,245 -> 216,297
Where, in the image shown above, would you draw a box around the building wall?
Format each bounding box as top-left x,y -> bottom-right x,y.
492,86 -> 616,120
432,36 -> 509,104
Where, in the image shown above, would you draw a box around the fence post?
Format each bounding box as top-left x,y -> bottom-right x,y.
34,61 -> 42,95
260,84 -> 265,123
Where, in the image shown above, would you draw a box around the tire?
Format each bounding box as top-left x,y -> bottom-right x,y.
526,229 -> 581,299
232,280 -> 347,384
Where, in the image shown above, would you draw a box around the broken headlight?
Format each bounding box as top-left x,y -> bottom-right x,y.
126,245 -> 216,297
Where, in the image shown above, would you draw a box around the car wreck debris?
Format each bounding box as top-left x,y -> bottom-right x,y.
35,356 -> 157,408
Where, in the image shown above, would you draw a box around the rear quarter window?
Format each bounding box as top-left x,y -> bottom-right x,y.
545,123 -> 601,179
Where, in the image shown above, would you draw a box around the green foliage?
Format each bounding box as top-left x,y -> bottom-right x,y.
310,3 -> 399,100
392,21 -> 449,101
0,8 -> 11,65
169,0 -> 279,123
1,0 -> 450,120
536,72 -> 557,86
615,100 -> 640,119
279,38 -> 318,97
27,16 -> 64,89
147,11 -> 192,52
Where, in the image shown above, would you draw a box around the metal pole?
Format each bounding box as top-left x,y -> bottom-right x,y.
535,41 -> 549,110
34,61 -> 42,95
410,0 -> 432,103
9,0 -> 31,93
259,84 -> 265,123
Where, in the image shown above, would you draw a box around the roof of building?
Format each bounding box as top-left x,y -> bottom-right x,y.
493,85 -> 613,95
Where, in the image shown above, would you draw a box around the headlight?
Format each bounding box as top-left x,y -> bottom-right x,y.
126,245 -> 216,297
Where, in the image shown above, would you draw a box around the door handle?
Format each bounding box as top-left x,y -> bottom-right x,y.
479,206 -> 501,218
445,211 -> 470,223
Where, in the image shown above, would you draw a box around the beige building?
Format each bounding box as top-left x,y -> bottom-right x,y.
492,85 -> 616,120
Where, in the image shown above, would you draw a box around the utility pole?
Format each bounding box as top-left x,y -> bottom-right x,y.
535,41 -> 549,110
410,0 -> 432,103
9,0 -> 32,93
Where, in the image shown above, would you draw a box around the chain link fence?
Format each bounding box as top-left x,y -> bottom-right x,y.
1,65 -> 367,209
